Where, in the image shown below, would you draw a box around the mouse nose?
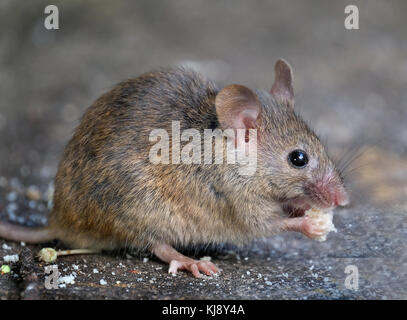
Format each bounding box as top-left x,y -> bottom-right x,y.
308,176 -> 349,208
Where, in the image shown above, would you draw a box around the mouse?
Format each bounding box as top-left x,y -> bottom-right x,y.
0,59 -> 349,277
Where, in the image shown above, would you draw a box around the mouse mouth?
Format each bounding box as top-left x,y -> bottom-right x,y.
280,198 -> 311,218
282,204 -> 310,218
281,197 -> 337,218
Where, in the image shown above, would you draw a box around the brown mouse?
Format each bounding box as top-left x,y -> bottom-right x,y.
0,59 -> 348,277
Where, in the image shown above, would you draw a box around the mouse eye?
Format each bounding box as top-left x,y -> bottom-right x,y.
288,149 -> 309,168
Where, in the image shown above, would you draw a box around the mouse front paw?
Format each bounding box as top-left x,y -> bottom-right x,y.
283,216 -> 330,240
301,216 -> 329,239
168,258 -> 220,278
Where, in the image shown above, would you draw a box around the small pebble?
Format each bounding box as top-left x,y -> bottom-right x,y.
6,192 -> 18,202
26,186 -> 41,201
28,200 -> 37,209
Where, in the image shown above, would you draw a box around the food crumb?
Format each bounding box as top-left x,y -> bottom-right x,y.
200,256 -> 212,261
305,208 -> 337,241
100,279 -> 107,285
1,265 -> 11,274
59,273 -> 76,286
2,244 -> 11,250
38,248 -> 57,262
3,254 -> 19,263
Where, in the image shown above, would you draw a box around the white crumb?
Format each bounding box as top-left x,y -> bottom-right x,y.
93,268 -> 99,274
100,279 -> 107,285
3,254 -> 19,263
200,256 -> 212,261
59,273 -> 76,285
305,208 -> 337,241
2,244 -> 11,250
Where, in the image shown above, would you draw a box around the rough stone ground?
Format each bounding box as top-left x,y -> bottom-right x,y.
1,204 -> 406,300
0,1 -> 406,299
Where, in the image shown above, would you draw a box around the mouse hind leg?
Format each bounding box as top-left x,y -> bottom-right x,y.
152,243 -> 220,278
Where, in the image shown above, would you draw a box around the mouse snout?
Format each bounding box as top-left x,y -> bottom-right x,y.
323,183 -> 349,208
307,179 -> 349,208
333,186 -> 349,207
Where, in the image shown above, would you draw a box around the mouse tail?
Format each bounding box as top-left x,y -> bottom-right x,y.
0,220 -> 55,244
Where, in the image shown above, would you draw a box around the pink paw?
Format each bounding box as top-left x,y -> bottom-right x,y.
301,216 -> 327,239
168,258 -> 220,278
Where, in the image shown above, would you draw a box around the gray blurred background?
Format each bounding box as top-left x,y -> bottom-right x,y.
0,0 -> 406,300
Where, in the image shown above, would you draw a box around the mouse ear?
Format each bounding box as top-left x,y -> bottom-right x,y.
270,59 -> 294,107
215,84 -> 261,131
